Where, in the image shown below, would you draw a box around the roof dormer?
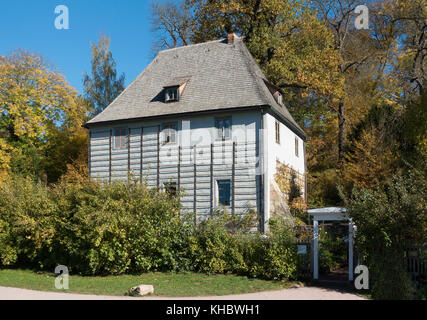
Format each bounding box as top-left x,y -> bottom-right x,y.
163,76 -> 191,103
165,86 -> 179,102
263,79 -> 284,107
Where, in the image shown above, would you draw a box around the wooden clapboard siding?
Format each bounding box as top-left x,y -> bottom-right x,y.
89,138 -> 260,219
88,112 -> 263,227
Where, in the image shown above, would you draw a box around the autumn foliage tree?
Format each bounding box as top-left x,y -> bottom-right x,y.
187,0 -> 344,102
0,50 -> 90,183
344,127 -> 398,188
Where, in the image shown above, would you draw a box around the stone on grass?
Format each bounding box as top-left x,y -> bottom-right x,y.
129,284 -> 154,296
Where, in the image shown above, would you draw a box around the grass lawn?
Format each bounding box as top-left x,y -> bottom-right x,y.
0,269 -> 296,297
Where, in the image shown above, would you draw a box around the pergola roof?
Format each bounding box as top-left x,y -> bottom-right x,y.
307,207 -> 348,221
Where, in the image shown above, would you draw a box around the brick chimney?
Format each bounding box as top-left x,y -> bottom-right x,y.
227,33 -> 237,44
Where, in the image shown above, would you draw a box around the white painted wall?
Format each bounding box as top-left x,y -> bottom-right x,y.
263,112 -> 306,223
265,112 -> 305,179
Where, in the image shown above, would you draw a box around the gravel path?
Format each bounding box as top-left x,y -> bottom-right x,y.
0,285 -> 366,300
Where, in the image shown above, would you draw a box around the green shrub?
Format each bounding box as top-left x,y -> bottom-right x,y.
188,210 -> 253,274
243,218 -> 297,280
191,215 -> 231,274
342,171 -> 427,299
0,176 -> 298,281
190,212 -> 297,280
52,179 -> 186,275
0,176 -> 56,268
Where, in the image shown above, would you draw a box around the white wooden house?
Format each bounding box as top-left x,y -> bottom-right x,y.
83,34 -> 307,232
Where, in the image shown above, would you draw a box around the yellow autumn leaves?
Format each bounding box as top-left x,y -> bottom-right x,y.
0,50 -> 90,182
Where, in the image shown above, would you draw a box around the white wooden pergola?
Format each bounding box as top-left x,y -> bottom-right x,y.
307,207 -> 355,281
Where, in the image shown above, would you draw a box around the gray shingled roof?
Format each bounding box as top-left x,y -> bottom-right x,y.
84,36 -> 306,139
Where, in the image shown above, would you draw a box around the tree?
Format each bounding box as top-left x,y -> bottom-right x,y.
0,50 -> 89,182
344,126 -> 398,188
187,0 -> 344,103
150,0 -> 193,52
311,0 -> 399,164
379,0 -> 427,97
342,79 -> 427,190
83,36 -> 125,116
43,95 -> 91,183
398,84 -> 427,174
0,139 -> 11,182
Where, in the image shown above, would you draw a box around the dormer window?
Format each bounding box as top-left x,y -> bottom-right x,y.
263,79 -> 284,106
163,76 -> 191,103
165,86 -> 179,102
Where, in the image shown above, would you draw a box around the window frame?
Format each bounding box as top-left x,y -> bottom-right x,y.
295,136 -> 299,157
275,121 -> 281,145
162,122 -> 178,145
113,127 -> 128,150
216,179 -> 231,207
165,86 -> 179,102
215,117 -> 232,141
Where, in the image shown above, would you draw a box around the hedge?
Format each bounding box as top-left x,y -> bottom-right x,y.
342,171 -> 427,299
0,175 -> 297,280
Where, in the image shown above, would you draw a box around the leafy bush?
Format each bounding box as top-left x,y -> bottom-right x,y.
189,211 -> 297,280
191,215 -> 232,274
243,218 -> 297,280
0,176 -> 56,268
342,171 -> 427,299
0,176 -> 298,281
188,209 -> 256,274
52,179 -> 187,275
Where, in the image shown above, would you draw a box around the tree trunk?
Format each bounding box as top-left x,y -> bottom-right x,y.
338,101 -> 345,164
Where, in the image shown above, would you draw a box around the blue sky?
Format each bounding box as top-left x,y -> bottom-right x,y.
0,0 -> 156,94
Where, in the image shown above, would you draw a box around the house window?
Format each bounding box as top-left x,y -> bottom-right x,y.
164,181 -> 177,197
114,128 -> 128,150
217,180 -> 231,206
216,118 -> 231,140
165,87 -> 179,102
162,123 -> 177,144
295,136 -> 299,157
275,121 -> 280,145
